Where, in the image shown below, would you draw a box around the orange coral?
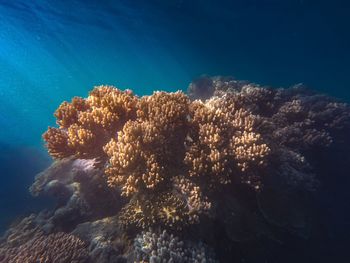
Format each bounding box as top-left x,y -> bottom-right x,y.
43,85 -> 137,161
54,97 -> 90,128
104,91 -> 190,196
43,85 -> 271,230
104,121 -> 166,196
185,96 -> 270,189
67,124 -> 96,154
42,127 -> 73,158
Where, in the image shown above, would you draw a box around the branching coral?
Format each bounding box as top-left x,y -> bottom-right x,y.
172,176 -> 211,223
104,91 -> 190,196
0,216 -> 89,263
0,214 -> 40,248
133,229 -> 217,263
43,85 -> 271,230
185,96 -> 270,189
43,85 -> 137,160
5,76 -> 348,262
188,76 -> 350,191
0,232 -> 89,263
104,120 -> 167,196
42,127 -> 73,158
54,97 -> 90,128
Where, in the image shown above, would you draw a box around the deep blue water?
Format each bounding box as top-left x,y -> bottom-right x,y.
0,0 -> 349,236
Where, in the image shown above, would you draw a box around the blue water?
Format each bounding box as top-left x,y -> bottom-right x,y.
0,0 -> 349,235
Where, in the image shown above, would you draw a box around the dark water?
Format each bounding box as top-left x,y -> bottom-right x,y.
0,144 -> 52,233
0,0 -> 350,262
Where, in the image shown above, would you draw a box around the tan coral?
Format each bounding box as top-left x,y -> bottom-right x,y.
42,127 -> 73,158
87,85 -> 116,107
43,85 -> 272,230
185,100 -> 233,184
43,86 -> 137,160
0,231 -> 89,263
172,176 -> 211,223
104,91 -> 190,197
67,124 -> 96,157
230,131 -> 270,172
136,91 -> 190,124
54,97 -> 89,128
185,95 -> 270,188
104,123 -> 166,196
103,121 -> 156,196
100,87 -> 137,116
87,85 -> 137,124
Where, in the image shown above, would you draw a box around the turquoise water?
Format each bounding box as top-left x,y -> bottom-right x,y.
1,0 -> 349,148
0,1 -> 191,147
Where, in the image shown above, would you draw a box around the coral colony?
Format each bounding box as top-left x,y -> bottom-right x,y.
1,76 -> 349,262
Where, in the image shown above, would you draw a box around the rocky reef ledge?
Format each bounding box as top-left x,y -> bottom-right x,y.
1,76 -> 350,263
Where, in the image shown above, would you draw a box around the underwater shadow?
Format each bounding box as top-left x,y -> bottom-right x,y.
0,142 -> 53,234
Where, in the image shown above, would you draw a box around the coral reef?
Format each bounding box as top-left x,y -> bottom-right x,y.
72,216 -> 129,263
132,229 -> 217,263
188,76 -> 350,191
185,95 -> 270,189
118,192 -> 192,230
2,76 -> 350,262
0,216 -> 89,263
172,176 -> 211,224
104,91 -> 191,196
43,86 -> 137,161
29,157 -> 122,232
43,86 -> 270,230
